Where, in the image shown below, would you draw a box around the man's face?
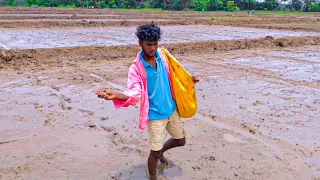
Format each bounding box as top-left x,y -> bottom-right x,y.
139,40 -> 158,57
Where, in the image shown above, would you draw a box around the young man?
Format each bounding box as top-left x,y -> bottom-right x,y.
96,23 -> 198,180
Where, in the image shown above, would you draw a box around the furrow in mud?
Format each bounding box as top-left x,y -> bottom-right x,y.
1,36 -> 320,69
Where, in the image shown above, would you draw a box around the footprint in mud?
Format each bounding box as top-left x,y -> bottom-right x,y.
78,108 -> 95,116
114,163 -> 182,180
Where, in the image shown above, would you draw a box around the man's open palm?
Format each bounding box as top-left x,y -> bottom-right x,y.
96,90 -> 117,100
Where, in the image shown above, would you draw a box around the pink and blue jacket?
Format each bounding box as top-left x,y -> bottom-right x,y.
112,48 -> 173,130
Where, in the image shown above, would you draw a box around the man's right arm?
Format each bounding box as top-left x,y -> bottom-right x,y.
96,64 -> 142,108
96,90 -> 129,101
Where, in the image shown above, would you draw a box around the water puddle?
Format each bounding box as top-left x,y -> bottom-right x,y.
0,76 -> 138,132
270,51 -> 320,63
0,14 -> 123,17
195,113 -> 293,154
0,25 -> 319,49
0,19 -> 172,22
196,75 -> 320,153
305,155 -> 320,166
224,57 -> 320,83
0,119 -> 43,133
114,163 -> 181,180
223,134 -> 243,143
0,42 -> 9,50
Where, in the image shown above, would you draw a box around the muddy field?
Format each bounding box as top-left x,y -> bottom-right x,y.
1,7 -> 320,180
1,25 -> 319,49
0,7 -> 320,32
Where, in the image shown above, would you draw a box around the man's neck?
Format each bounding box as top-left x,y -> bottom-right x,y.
142,52 -> 157,63
142,51 -> 157,68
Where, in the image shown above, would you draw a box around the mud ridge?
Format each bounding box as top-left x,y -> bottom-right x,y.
1,36 -> 320,70
0,19 -> 212,28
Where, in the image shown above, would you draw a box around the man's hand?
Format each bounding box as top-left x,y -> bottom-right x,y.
192,76 -> 199,83
96,90 -> 118,100
96,89 -> 129,101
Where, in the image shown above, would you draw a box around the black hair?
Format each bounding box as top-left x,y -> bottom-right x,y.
136,23 -> 162,41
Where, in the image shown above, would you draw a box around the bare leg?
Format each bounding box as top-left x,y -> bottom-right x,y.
159,137 -> 186,164
148,150 -> 160,180
148,138 -> 185,179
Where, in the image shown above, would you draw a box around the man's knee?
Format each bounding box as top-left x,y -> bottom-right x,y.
175,137 -> 186,147
150,150 -> 161,158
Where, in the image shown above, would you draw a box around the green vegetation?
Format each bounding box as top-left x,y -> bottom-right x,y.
227,1 -> 240,12
57,4 -> 77,8
131,7 -> 163,11
1,0 -> 320,12
211,17 -> 263,21
256,10 -> 320,16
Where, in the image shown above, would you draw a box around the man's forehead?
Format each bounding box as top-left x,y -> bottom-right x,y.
143,40 -> 158,44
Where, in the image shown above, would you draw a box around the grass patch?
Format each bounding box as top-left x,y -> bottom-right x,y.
211,17 -> 262,21
133,8 -> 163,12
112,8 -> 163,12
256,11 -> 320,17
57,5 -> 77,9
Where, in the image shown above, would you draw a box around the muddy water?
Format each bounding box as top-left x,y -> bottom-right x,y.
0,19 -> 172,22
223,56 -> 320,83
270,51 -> 320,63
114,163 -> 181,180
191,47 -> 320,153
0,14 -> 123,17
197,78 -> 320,151
0,77 -> 138,133
185,46 -> 320,178
1,45 -> 320,179
0,25 -> 319,49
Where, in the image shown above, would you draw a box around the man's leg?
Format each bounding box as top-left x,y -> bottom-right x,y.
160,111 -> 186,164
159,137 -> 186,164
148,150 -> 161,180
148,138 -> 186,178
162,137 -> 186,152
147,119 -> 168,179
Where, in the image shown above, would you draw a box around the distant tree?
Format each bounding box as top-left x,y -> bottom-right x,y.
226,1 -> 240,11
207,0 -> 224,10
303,0 -> 314,11
0,0 -> 10,6
308,1 -> 320,11
120,0 -> 137,8
265,0 -> 279,10
291,0 -> 302,10
193,0 -> 210,10
242,0 -> 257,10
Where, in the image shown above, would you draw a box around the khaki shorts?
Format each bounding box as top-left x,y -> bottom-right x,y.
147,110 -> 186,151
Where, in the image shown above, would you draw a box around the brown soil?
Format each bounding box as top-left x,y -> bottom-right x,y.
1,7 -> 320,180
1,36 -> 320,70
0,7 -> 319,32
1,44 -> 320,179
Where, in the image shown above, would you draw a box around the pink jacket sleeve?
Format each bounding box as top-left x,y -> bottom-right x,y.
113,64 -> 142,109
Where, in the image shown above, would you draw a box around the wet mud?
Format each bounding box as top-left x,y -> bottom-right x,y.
1,7 -> 320,180
1,45 -> 320,179
0,25 -> 318,50
0,7 -> 319,32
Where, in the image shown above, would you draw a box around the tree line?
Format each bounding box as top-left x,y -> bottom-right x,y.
1,0 -> 319,12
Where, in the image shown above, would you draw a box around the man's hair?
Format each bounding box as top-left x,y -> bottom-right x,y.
136,23 -> 162,41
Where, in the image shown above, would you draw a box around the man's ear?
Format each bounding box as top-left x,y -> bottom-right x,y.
139,40 -> 143,47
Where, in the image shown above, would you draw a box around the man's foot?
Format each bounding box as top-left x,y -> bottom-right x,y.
149,175 -> 169,180
159,153 -> 174,166
159,152 -> 168,164
157,162 -> 167,174
149,175 -> 157,180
